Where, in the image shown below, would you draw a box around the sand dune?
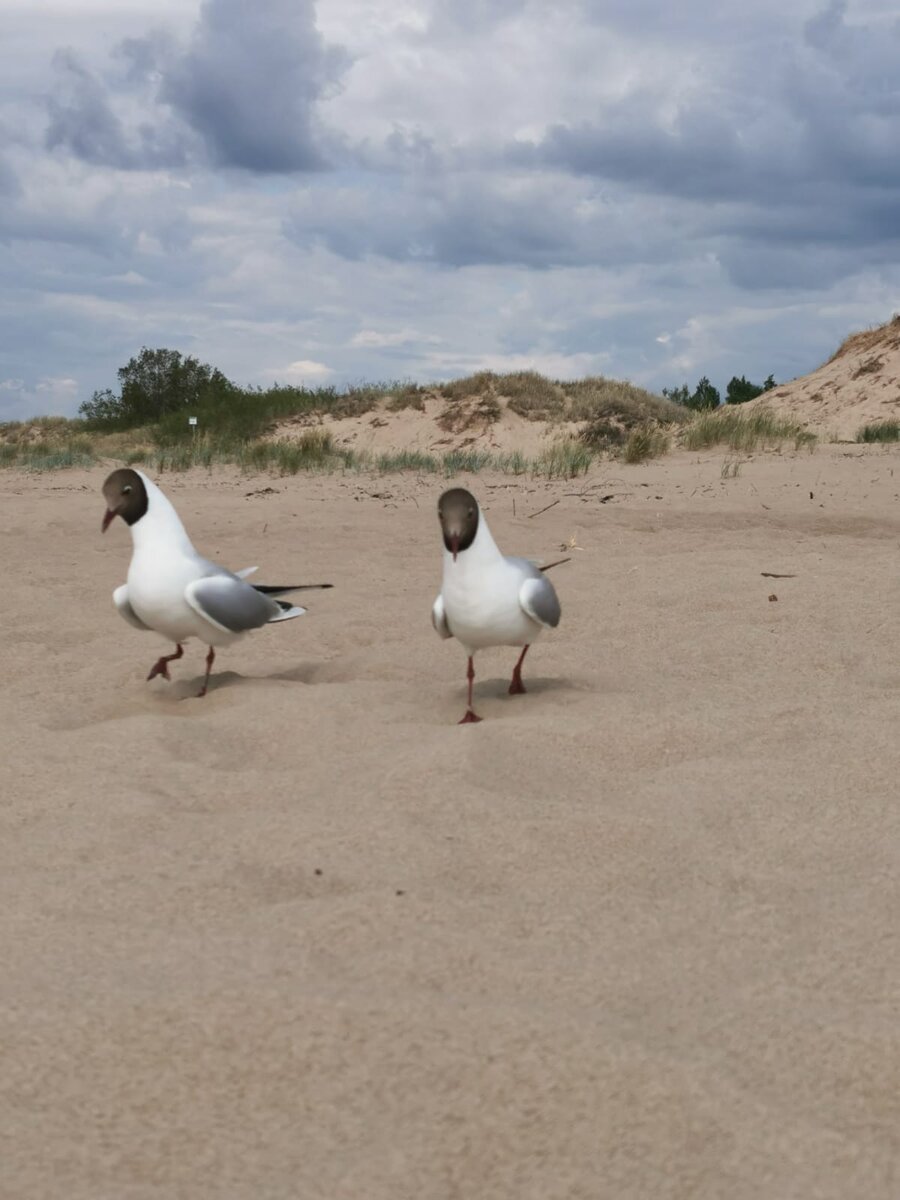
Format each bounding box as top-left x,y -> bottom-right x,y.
745,315 -> 900,439
277,391 -> 580,458
2,446 -> 899,1198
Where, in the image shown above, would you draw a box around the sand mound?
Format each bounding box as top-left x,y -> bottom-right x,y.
743,315 -> 900,440
277,393 -> 578,457
269,374 -> 685,458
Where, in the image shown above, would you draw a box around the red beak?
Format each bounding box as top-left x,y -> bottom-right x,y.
450,533 -> 459,562
102,509 -> 115,533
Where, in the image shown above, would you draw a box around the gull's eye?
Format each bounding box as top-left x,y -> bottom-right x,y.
468,508 -> 474,517
123,485 -> 132,494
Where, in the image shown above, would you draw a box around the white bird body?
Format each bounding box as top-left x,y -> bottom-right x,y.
436,519 -> 545,654
102,468 -> 327,695
432,488 -> 561,722
119,473 -> 289,646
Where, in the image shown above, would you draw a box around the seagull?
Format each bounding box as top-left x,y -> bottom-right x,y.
431,487 -> 562,723
101,468 -> 332,696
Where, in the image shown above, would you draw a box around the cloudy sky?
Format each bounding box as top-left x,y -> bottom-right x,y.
2,0 -> 900,419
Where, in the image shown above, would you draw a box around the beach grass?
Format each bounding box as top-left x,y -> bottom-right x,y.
856,419 -> 900,443
682,407 -> 816,452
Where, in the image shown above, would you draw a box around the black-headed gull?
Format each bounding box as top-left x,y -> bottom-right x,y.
432,487 -> 562,723
101,468 -> 332,696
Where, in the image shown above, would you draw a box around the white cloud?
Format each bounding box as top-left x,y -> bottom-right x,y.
272,359 -> 334,382
350,327 -> 440,348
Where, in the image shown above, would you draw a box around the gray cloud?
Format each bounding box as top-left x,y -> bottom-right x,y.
285,171 -> 703,273
46,49 -> 192,170
492,1 -> 900,293
44,0 -> 346,173
162,0 -> 347,171
5,0 -> 900,422
0,154 -> 19,197
46,51 -> 137,168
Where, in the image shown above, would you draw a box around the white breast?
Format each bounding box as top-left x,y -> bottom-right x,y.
126,553 -> 221,643
441,526 -> 542,653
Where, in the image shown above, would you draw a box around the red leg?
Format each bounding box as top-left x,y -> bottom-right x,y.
458,655 -> 482,724
196,646 -> 216,698
509,644 -> 530,695
147,643 -> 184,682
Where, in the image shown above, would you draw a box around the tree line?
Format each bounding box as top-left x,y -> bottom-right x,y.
79,347 -> 238,426
662,374 -> 777,411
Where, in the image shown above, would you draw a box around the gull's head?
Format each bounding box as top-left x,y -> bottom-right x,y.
438,487 -> 479,562
101,468 -> 148,533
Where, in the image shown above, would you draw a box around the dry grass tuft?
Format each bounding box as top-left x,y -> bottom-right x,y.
579,417 -> 627,450
827,314 -> 900,364
622,425 -> 670,464
563,378 -> 686,426
385,385 -> 428,413
440,372 -> 498,401
498,372 -> 567,421
437,393 -> 502,433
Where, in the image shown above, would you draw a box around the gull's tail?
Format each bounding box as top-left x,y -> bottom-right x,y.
253,583 -> 334,597
267,601 -> 307,623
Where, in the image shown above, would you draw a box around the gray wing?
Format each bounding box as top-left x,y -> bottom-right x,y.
113,584 -> 152,631
185,573 -> 282,634
518,568 -> 561,633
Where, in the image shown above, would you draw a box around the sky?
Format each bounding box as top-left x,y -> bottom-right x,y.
2,0 -> 900,420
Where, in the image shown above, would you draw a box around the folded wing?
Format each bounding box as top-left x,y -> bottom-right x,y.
518,574 -> 561,629
185,574 -> 305,634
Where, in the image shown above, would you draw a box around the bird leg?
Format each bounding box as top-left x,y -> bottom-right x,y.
147,643 -> 184,682
508,644 -> 530,695
196,646 -> 216,698
459,655 -> 482,724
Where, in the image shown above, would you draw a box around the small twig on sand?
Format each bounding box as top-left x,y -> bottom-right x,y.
528,499 -> 560,519
761,572 -> 796,578
540,557 -> 571,572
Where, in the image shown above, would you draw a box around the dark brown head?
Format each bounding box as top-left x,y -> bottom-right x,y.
438,487 -> 479,561
101,468 -> 148,533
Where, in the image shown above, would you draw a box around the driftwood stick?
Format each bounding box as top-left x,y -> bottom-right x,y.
528,499 -> 560,519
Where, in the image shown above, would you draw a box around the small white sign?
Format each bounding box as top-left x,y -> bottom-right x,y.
188,416 -> 198,426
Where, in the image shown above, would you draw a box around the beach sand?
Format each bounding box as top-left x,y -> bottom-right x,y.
2,445 -> 899,1198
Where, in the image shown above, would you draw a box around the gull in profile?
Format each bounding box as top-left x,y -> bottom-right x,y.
101,468 -> 331,696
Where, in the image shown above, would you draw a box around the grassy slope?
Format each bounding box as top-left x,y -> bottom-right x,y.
0,373 -> 817,477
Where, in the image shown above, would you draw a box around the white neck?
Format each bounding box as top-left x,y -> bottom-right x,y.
442,504 -> 503,577
129,471 -> 197,556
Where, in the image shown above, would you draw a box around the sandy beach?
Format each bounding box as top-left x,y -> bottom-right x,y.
2,444 -> 899,1199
